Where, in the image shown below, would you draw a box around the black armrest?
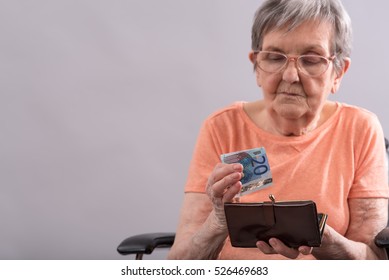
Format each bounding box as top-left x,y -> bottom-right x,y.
117,232 -> 175,259
375,227 -> 389,248
374,227 -> 389,258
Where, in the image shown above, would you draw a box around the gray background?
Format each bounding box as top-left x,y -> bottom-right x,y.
0,0 -> 388,260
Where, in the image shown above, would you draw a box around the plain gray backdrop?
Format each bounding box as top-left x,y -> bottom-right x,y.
0,0 -> 388,260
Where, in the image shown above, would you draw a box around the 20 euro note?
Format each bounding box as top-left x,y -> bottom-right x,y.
221,147 -> 272,197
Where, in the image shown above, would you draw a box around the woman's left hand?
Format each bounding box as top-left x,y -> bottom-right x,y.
255,224 -> 357,259
255,226 -> 337,259
256,238 -> 312,259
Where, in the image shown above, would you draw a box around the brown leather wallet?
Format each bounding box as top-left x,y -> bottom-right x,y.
224,196 -> 327,248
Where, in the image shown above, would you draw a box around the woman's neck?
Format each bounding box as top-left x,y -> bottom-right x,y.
264,109 -> 320,136
243,100 -> 336,137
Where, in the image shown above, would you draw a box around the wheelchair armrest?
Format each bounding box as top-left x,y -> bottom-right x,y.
375,227 -> 389,248
117,232 -> 175,258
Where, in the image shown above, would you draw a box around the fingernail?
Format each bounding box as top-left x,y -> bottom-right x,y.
301,247 -> 312,255
233,164 -> 242,171
269,238 -> 277,247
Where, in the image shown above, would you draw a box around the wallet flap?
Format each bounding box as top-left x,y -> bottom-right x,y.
224,200 -> 326,248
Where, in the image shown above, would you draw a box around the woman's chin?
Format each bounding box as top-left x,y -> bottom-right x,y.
273,104 -> 307,119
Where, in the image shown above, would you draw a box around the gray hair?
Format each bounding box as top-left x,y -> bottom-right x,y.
251,0 -> 352,73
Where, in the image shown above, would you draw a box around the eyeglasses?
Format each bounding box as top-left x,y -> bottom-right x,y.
254,51 -> 335,77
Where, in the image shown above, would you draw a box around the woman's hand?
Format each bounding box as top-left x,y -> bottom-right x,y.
205,163 -> 243,231
255,226 -> 338,259
256,238 -> 310,259
255,225 -> 341,259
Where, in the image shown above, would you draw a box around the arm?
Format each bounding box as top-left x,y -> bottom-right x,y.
168,163 -> 243,260
256,198 -> 388,259
313,198 -> 388,259
167,193 -> 227,259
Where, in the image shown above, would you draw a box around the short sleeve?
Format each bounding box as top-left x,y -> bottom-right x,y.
184,119 -> 222,193
349,114 -> 389,198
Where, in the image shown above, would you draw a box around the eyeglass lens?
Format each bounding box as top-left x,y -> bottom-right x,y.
257,52 -> 330,76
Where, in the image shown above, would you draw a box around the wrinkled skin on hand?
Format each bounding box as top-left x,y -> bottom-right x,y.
205,163 -> 243,230
256,238 -> 313,259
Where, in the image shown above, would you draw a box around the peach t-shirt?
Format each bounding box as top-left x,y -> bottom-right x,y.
184,102 -> 389,259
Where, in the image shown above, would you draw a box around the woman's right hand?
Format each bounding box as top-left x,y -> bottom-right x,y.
205,163 -> 243,231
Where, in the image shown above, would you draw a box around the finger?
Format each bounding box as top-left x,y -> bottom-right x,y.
298,246 -> 313,255
232,195 -> 240,203
206,163 -> 244,211
256,241 -> 276,254
212,172 -> 242,197
223,181 -> 242,202
208,163 -> 243,188
268,238 -> 300,259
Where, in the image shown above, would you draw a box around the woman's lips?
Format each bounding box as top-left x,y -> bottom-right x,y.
278,91 -> 304,97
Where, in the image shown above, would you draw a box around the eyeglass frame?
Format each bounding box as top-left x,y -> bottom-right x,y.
253,50 -> 337,77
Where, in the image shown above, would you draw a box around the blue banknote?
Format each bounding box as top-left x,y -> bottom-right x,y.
221,147 -> 273,196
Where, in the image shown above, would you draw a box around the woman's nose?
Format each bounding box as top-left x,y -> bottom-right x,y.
282,59 -> 300,83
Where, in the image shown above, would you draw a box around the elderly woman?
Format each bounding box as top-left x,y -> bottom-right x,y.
168,0 -> 389,260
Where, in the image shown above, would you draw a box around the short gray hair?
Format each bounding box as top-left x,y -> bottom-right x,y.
251,0 -> 352,73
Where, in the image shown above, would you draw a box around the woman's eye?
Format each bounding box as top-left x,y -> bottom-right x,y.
300,56 -> 322,65
267,54 -> 285,61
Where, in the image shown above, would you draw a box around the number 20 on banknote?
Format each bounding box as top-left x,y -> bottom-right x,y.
220,147 -> 273,197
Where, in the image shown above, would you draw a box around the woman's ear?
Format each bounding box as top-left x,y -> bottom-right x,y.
249,51 -> 256,64
249,51 -> 261,87
331,58 -> 351,93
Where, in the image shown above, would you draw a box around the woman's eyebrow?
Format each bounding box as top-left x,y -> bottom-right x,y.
263,44 -> 328,54
261,46 -> 284,52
